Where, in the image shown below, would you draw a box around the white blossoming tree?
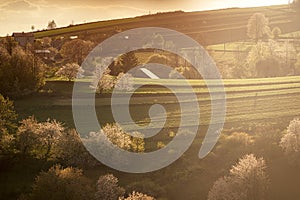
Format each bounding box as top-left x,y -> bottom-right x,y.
119,191 -> 155,200
52,129 -> 98,168
91,58 -> 115,93
280,118 -> 300,165
91,57 -> 135,93
95,174 -> 125,200
247,13 -> 271,42
208,154 -> 269,200
16,116 -> 64,160
82,123 -> 145,166
101,123 -> 132,150
115,73 -> 134,92
56,63 -> 84,81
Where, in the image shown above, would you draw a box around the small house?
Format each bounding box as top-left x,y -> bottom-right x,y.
12,32 -> 34,47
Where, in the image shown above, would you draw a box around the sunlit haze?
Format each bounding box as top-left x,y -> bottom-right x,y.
0,0 -> 290,36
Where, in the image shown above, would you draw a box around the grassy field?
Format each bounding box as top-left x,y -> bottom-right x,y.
14,76 -> 300,134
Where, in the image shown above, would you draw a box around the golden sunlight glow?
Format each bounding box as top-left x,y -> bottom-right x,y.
236,0 -> 289,7
192,0 -> 290,11
0,0 -> 292,36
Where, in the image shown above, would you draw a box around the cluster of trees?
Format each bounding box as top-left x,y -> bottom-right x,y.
22,166 -> 154,200
91,65 -> 134,93
0,98 -> 148,168
60,39 -> 94,66
33,29 -> 206,85
245,39 -> 297,77
213,11 -> 300,79
0,34 -> 94,97
4,114 -> 97,167
0,37 -> 44,97
225,12 -> 300,78
200,117 -> 300,200
0,94 -> 154,199
30,36 -> 95,78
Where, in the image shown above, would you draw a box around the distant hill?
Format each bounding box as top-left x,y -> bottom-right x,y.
34,4 -> 299,45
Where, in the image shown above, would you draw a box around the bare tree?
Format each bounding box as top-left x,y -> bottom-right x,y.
47,20 -> 57,30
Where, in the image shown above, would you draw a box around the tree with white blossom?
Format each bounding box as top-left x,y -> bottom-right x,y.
82,123 -> 145,166
101,123 -> 132,150
115,73 -> 134,92
280,118 -> 300,165
52,129 -> 98,168
208,154 -> 269,200
56,63 -> 84,81
16,116 -> 64,160
247,13 -> 271,42
119,191 -> 155,200
95,174 -> 125,200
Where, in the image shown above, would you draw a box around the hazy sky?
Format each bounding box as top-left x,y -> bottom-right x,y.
0,0 -> 289,36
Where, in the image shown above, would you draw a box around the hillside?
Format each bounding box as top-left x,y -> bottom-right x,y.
34,4 -> 300,45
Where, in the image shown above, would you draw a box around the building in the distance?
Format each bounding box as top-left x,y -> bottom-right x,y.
12,32 -> 34,47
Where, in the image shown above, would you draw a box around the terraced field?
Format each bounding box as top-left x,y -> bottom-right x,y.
14,76 -> 300,134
